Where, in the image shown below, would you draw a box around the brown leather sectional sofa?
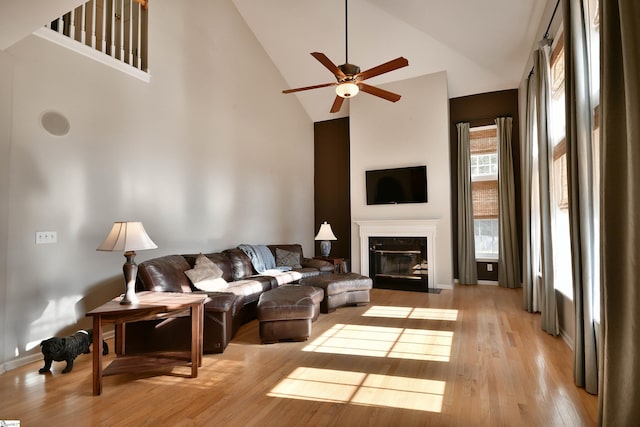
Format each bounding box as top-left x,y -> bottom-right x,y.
122,244 -> 334,354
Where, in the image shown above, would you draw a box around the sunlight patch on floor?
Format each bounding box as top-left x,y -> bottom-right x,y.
303,324 -> 453,362
268,367 -> 444,412
362,305 -> 459,321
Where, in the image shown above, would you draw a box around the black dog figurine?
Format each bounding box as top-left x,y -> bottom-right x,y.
39,329 -> 108,374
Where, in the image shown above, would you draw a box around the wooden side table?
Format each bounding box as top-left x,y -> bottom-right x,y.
86,291 -> 206,396
314,256 -> 344,273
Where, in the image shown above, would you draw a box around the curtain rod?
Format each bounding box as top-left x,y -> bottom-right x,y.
455,116 -> 513,127
527,0 -> 561,78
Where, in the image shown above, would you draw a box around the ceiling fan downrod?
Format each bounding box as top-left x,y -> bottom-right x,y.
339,0 -> 360,76
345,0 -> 349,65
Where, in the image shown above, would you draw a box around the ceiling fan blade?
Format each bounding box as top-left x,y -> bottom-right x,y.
330,96 -> 345,113
357,57 -> 409,81
311,52 -> 346,78
358,83 -> 402,102
282,82 -> 336,94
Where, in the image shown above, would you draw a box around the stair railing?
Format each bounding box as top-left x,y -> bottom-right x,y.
43,0 -> 148,75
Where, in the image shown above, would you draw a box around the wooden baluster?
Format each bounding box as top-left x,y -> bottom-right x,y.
69,8 -> 76,40
91,0 -> 97,48
120,0 -> 125,61
128,0 -> 134,65
57,17 -> 64,34
80,3 -> 86,44
136,1 -> 142,69
110,0 -> 116,57
101,0 -> 107,52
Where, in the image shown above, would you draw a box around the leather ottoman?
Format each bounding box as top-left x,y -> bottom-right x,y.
298,272 -> 373,313
256,285 -> 324,343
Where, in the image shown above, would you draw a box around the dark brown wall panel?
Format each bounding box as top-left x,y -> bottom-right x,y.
449,89 -> 522,282
314,118 -> 351,260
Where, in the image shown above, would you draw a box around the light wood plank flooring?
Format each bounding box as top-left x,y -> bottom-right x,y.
0,285 -> 598,426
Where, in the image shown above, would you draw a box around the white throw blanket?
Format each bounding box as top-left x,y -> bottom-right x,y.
238,244 -> 292,273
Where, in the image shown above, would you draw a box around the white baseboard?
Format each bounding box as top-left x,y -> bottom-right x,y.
453,279 -> 499,286
560,328 -> 574,351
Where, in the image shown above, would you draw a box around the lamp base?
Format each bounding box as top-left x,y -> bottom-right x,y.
320,240 -> 331,257
120,251 -> 139,305
120,285 -> 139,305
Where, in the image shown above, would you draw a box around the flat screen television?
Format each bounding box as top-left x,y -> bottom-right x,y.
366,165 -> 428,205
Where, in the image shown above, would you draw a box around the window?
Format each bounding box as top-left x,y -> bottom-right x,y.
586,0 -> 600,322
471,153 -> 498,178
549,29 -> 573,299
470,126 -> 499,260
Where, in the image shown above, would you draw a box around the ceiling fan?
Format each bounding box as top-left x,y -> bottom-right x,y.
282,0 -> 409,113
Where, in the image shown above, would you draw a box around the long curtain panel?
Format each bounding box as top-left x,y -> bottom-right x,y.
562,0 -> 598,395
534,39 -> 559,335
523,77 -> 543,312
496,117 -> 520,288
599,0 -> 640,424
457,122 -> 478,285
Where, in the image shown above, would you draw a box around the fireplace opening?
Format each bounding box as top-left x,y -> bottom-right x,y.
369,237 -> 429,292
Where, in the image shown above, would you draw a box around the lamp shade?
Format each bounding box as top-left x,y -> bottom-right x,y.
315,222 -> 337,241
335,82 -> 359,98
97,221 -> 157,252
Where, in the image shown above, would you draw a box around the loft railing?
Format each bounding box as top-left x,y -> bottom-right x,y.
42,0 -> 148,75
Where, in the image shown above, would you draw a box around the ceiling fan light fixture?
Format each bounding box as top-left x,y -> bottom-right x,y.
336,82 -> 359,98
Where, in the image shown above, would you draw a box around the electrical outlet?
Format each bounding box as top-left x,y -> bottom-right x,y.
35,231 -> 57,244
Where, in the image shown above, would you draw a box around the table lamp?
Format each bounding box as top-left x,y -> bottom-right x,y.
315,221 -> 337,257
97,221 -> 157,305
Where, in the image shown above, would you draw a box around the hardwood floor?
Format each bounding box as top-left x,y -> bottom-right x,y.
0,286 -> 598,426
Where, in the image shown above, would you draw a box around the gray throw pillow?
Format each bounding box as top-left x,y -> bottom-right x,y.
275,248 -> 302,269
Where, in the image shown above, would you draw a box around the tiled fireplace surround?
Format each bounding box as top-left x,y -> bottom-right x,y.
356,219 -> 439,289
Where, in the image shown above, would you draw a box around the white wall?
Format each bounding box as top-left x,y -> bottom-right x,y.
349,71 -> 453,287
0,0 -> 85,49
0,50 -> 13,371
0,1 -> 314,367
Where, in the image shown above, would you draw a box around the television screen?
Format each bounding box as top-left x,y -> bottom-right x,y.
366,165 -> 428,205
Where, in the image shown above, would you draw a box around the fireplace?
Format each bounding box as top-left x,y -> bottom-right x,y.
369,237 -> 428,292
356,219 -> 439,291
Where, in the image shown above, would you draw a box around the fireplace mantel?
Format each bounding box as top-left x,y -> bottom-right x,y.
355,219 -> 439,288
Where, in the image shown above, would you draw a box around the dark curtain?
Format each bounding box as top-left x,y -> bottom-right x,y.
599,0 -> 640,424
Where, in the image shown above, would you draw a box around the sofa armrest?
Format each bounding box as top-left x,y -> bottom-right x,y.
302,257 -> 334,272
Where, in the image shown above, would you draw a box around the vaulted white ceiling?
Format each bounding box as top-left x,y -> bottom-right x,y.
233,0 -> 548,122
2,0 -> 549,123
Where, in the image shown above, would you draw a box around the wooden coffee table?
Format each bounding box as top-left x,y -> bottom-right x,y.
86,291 -> 206,396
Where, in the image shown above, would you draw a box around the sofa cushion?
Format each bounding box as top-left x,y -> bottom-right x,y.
275,248 -> 302,269
293,268 -> 322,279
259,270 -> 303,286
137,255 -> 193,293
184,254 -> 228,292
223,248 -> 255,280
225,279 -> 269,304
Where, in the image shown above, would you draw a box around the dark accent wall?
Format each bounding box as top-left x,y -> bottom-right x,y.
314,118 -> 351,260
449,89 -> 522,282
